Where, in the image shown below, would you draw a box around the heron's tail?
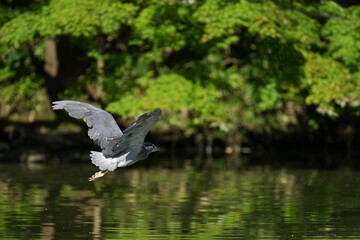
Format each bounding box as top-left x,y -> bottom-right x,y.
90,151 -> 117,171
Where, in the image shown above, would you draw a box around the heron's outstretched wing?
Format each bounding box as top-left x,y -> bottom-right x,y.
104,108 -> 161,156
52,100 -> 123,150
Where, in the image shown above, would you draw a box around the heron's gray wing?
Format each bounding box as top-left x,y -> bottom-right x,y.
52,100 -> 123,150
104,108 -> 161,156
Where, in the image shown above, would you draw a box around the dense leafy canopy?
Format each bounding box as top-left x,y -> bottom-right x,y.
0,0 -> 359,146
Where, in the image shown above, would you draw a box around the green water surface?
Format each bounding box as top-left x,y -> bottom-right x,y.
0,157 -> 360,240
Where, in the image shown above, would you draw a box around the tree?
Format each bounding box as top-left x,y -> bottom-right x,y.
0,0 -> 359,150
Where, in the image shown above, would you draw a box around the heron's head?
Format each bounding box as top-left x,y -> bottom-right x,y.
144,141 -> 160,153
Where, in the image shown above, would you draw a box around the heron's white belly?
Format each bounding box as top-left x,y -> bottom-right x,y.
115,152 -> 130,167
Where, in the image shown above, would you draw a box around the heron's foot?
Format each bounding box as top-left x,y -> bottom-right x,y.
88,170 -> 108,181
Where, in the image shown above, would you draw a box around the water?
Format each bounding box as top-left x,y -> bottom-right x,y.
1,157 -> 360,239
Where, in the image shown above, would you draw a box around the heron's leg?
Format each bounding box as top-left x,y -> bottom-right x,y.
88,170 -> 109,181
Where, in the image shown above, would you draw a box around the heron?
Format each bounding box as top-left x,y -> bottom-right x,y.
52,100 -> 161,181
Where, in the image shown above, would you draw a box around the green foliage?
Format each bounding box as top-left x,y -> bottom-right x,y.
322,6 -> 360,70
0,0 -> 359,145
0,0 -> 137,44
302,51 -> 360,116
194,0 -> 320,45
107,73 -> 194,127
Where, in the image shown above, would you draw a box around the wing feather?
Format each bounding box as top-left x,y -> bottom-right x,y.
52,100 -> 123,150
104,108 -> 161,156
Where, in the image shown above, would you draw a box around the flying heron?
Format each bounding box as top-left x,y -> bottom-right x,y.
52,100 -> 161,181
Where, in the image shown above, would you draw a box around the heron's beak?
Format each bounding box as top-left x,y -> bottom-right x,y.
154,146 -> 160,152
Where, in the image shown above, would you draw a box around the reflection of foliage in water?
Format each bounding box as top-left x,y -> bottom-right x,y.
0,162 -> 360,239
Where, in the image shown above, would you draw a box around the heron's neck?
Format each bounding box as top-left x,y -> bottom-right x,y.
138,145 -> 151,160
